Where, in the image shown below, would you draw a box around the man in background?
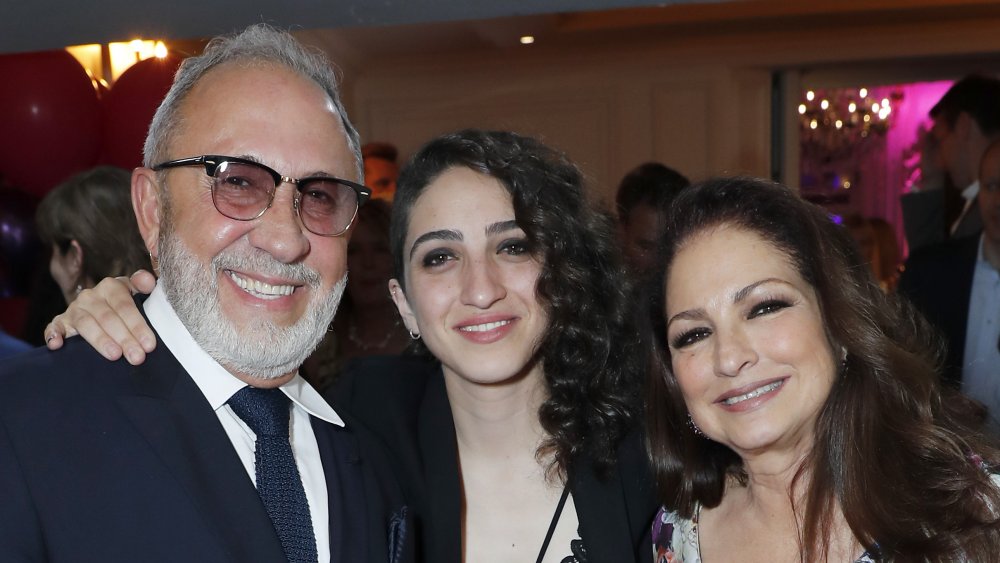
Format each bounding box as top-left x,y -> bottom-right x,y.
899,138 -> 1000,432
902,74 -> 1000,251
615,161 -> 689,277
362,142 -> 399,202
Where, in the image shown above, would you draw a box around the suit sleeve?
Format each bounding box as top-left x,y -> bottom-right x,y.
0,417 -> 46,561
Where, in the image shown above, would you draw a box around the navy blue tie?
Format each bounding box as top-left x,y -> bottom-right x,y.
228,386 -> 319,563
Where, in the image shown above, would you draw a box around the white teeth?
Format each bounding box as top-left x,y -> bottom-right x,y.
228,271 -> 295,300
723,380 -> 783,405
459,320 -> 512,333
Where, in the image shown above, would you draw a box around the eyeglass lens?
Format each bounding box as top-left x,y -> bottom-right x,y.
212,160 -> 359,235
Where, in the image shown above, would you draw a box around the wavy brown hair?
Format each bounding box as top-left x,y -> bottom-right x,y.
36,166 -> 152,286
391,129 -> 643,475
644,176 -> 1000,561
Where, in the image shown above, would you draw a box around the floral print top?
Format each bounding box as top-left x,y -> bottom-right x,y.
652,461 -> 1000,562
651,505 -> 877,563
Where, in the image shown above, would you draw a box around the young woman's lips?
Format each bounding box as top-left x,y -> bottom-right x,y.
714,377 -> 787,412
453,315 -> 517,344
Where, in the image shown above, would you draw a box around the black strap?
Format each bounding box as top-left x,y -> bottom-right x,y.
535,485 -> 571,563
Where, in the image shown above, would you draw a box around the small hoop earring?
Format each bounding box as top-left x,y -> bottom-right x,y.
74,284 -> 83,296
686,414 -> 705,437
408,329 -> 420,340
149,252 -> 160,277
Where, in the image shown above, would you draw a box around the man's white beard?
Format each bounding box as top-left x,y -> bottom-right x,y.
157,226 -> 345,380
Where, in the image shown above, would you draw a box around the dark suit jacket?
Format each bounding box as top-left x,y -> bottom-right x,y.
327,355 -> 657,563
901,189 -> 982,252
897,234 -> 980,386
0,336 -> 412,563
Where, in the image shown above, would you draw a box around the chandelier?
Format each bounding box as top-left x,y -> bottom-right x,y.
798,87 -> 902,158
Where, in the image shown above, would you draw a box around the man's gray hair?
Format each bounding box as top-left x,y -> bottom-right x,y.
143,24 -> 362,180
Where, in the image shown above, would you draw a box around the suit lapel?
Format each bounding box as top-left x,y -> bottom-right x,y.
115,347 -> 285,563
418,371 -> 463,563
570,456 -> 634,562
314,417 -> 369,563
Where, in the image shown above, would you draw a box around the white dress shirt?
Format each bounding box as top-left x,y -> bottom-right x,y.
961,236 -> 1000,431
951,180 -> 981,235
144,283 -> 342,563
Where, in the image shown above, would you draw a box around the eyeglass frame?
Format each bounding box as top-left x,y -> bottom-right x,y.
151,154 -> 371,237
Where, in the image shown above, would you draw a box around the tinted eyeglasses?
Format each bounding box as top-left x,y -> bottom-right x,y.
152,155 -> 371,236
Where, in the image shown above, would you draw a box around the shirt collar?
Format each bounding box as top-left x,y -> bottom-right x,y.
976,234 -> 1000,273
962,180 -> 980,202
143,282 -> 344,427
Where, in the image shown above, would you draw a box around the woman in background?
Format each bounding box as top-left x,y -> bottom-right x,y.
302,198 -> 409,390
843,214 -> 901,292
36,166 -> 151,305
647,177 -> 1000,562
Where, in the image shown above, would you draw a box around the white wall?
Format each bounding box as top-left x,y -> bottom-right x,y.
323,7 -> 1000,203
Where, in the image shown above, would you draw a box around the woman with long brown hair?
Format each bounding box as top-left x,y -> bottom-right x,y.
646,177 -> 1000,562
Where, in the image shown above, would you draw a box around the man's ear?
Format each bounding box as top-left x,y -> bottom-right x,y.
388,279 -> 419,336
132,167 -> 162,258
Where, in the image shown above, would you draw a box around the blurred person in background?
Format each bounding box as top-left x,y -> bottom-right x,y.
36,166 -> 151,305
615,162 -> 689,278
303,198 -> 409,390
843,215 -> 901,292
902,74 -> 1000,251
362,142 -> 399,202
899,138 -> 1000,429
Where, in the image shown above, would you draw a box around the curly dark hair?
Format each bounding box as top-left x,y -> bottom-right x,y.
390,129 -> 644,474
644,176 -> 1000,561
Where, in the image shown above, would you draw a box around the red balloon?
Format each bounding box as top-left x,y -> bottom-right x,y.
101,55 -> 182,169
0,51 -> 102,197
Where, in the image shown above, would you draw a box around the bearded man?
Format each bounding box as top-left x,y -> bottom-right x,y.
0,25 -> 411,563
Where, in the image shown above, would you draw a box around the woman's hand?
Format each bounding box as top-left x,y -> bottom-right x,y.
44,270 -> 157,365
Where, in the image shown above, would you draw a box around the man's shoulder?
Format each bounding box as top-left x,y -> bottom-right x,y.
0,338 -> 153,440
0,337 -> 124,391
0,336 -> 166,416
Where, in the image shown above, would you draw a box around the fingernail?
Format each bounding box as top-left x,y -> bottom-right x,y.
126,349 -> 141,365
141,336 -> 156,350
105,346 -> 120,360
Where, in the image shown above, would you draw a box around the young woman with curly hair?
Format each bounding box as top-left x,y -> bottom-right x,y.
45,129 -> 656,563
646,177 -> 1000,562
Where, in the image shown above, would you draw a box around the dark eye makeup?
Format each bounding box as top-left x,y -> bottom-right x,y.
421,248 -> 456,268
497,237 -> 532,256
668,293 -> 795,350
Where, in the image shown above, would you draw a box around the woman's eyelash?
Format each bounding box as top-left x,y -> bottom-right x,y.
498,238 -> 531,255
421,248 -> 455,268
670,297 -> 793,348
749,298 -> 792,318
671,328 -> 710,349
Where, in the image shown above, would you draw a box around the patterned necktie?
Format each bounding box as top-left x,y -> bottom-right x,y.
228,386 -> 319,563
